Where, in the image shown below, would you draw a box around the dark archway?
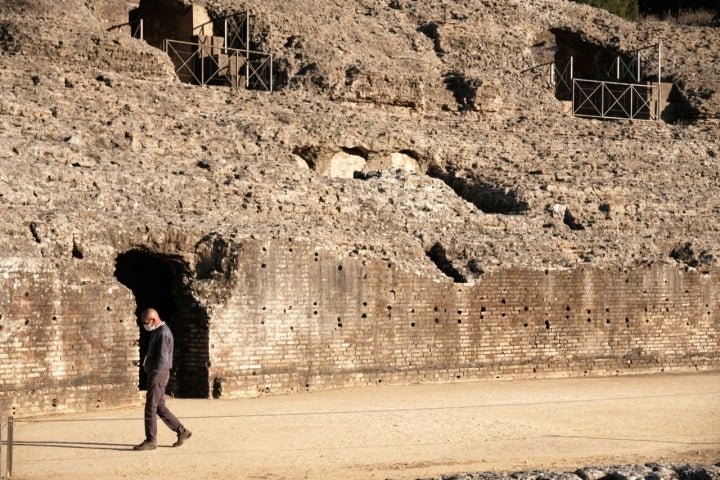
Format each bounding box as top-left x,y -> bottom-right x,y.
114,249 -> 210,398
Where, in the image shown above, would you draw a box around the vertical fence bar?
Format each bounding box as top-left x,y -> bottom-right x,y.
269,53 -> 273,92
245,11 -> 250,55
6,417 -> 12,479
657,42 -> 662,121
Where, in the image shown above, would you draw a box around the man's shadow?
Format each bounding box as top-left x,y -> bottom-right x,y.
9,440 -> 143,451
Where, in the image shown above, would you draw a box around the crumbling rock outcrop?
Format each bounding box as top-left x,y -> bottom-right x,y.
411,463 -> 720,480
1,0 -> 720,422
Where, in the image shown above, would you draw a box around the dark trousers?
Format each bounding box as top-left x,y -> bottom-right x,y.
144,369 -> 182,442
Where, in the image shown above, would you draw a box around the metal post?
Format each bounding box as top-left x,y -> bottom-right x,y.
201,42 -> 205,86
245,11 -> 249,55
139,19 -> 144,41
657,42 -> 662,121
570,57 -> 574,81
636,49 -> 641,82
616,56 -> 620,80
0,400 -> 3,480
224,18 -> 228,54
269,53 -> 273,92
6,417 -> 12,479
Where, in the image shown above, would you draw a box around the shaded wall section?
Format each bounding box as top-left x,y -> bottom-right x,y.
115,249 -> 210,398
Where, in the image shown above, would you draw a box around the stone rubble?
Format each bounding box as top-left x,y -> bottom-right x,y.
411,463 -> 720,480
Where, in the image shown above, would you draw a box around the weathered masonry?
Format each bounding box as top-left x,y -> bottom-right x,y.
1,239 -> 719,417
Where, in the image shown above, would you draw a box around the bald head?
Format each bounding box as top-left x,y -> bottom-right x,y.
141,308 -> 162,330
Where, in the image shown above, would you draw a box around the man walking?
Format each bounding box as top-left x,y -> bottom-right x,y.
134,307 -> 192,450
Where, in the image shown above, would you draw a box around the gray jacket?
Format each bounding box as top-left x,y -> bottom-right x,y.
143,322 -> 174,376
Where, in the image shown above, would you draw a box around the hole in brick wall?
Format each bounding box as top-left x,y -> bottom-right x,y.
410,322 -> 416,327
545,320 -> 550,329
426,242 -> 466,283
115,249 -> 209,398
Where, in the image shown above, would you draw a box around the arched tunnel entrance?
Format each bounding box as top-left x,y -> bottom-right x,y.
114,249 -> 210,398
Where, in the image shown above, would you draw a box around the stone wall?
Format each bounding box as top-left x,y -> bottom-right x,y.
207,240 -> 720,397
0,256 -> 138,418
1,239 -> 718,416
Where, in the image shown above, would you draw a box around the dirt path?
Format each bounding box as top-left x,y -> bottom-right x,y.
5,373 -> 720,480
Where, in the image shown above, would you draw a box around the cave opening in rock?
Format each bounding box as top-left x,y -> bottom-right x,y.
114,249 -> 210,398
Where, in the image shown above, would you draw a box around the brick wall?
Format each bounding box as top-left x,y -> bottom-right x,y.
1,239 -> 719,417
208,239 -> 720,397
0,257 -> 138,418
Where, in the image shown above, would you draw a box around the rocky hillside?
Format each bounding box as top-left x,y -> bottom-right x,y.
1,0 -> 719,281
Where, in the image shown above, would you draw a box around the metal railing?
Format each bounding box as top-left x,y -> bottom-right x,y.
520,57 -> 573,101
522,43 -> 662,121
572,79 -> 659,121
602,44 -> 659,83
162,11 -> 272,91
164,39 -> 272,91
107,19 -> 144,40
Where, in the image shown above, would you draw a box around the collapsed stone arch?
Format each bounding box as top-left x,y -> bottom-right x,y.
114,249 -> 210,398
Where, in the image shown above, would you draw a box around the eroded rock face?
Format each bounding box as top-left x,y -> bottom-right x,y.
0,0 -> 719,416
2,0 -> 718,279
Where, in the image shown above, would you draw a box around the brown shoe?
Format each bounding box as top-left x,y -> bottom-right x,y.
133,440 -> 157,451
173,429 -> 192,447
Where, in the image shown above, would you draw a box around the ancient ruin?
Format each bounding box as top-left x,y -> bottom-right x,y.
0,0 -> 719,418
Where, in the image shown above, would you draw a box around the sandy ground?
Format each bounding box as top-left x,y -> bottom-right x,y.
3,372 -> 720,480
